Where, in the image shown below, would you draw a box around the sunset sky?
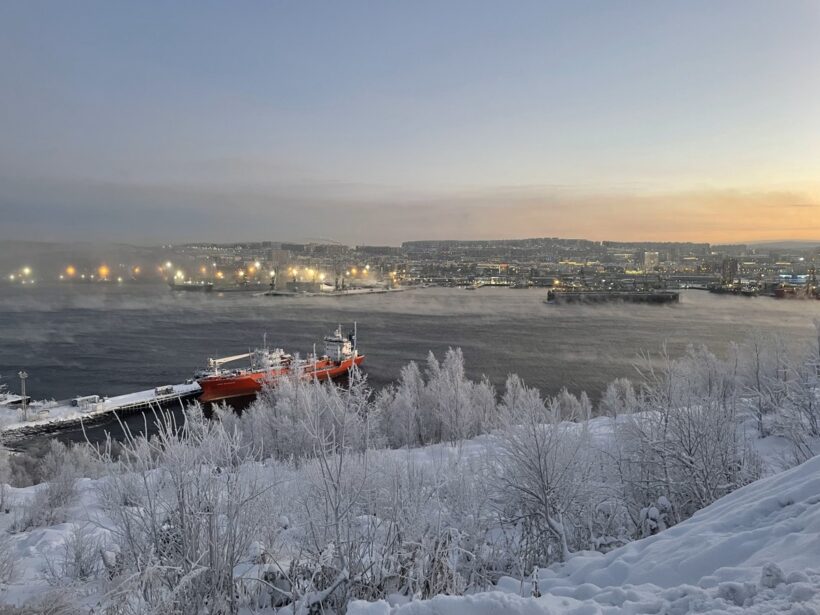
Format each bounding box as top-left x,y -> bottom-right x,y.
1,1 -> 819,244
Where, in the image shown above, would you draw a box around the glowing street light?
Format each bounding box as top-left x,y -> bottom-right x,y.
66,265 -> 77,277
21,267 -> 31,276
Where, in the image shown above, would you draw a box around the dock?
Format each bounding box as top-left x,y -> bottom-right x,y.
0,382 -> 201,441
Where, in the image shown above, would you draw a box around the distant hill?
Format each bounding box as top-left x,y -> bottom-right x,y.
748,240 -> 820,250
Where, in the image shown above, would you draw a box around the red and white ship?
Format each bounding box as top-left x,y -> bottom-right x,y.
196,325 -> 364,403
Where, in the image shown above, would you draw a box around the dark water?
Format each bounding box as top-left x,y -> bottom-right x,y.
1,283 -> 819,446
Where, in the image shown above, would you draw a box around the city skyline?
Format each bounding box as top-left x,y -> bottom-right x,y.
2,1 -> 819,244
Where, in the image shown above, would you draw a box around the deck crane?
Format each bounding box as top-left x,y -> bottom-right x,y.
207,353 -> 251,372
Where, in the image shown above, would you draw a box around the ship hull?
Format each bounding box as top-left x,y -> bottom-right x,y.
198,355 -> 365,403
169,282 -> 214,292
546,290 -> 680,304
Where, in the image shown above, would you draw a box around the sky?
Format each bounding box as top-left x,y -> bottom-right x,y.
1,0 -> 819,245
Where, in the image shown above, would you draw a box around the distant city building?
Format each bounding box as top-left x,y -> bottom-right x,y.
721,258 -> 739,283
643,251 -> 660,272
267,249 -> 290,266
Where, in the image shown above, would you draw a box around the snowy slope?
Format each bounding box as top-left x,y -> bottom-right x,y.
351,453 -> 820,614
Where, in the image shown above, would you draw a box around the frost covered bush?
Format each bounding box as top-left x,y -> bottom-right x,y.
93,410 -> 276,615
0,532 -> 16,585
218,367 -> 379,462
10,467 -> 77,533
0,591 -> 82,615
42,524 -> 101,585
494,375 -> 594,564
624,344 -> 762,523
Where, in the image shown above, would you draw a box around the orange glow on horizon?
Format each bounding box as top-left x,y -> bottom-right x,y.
455,185 -> 820,245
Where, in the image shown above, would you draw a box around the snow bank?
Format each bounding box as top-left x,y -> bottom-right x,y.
351,592 -> 561,615
350,454 -> 820,614
539,452 -> 820,590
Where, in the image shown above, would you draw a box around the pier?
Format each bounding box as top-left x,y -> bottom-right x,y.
0,382 -> 201,441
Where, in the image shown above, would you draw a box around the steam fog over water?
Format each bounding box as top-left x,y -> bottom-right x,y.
2,285 -> 819,406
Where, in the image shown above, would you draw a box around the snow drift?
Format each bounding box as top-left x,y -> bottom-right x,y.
351,453 -> 820,614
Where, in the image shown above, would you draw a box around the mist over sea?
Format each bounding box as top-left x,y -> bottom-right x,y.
2,284 -> 819,406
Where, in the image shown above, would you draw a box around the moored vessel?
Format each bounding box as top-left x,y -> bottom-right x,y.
196,325 -> 364,403
545,289 -> 680,305
169,280 -> 214,292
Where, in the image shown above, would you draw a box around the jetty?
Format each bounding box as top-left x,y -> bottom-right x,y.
0,382 -> 201,441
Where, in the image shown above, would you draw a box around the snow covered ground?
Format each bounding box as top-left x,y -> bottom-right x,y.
350,452 -> 820,614
1,406 -> 818,612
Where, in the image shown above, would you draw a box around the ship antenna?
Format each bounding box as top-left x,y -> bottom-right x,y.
354,321 -> 358,351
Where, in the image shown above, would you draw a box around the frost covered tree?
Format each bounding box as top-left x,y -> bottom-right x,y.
628,344 -> 760,522
494,377 -> 593,564
599,377 -> 638,419
774,337 -> 820,464
739,333 -> 790,437
376,348 -> 499,448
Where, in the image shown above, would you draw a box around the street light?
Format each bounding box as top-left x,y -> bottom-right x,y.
18,370 -> 28,421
